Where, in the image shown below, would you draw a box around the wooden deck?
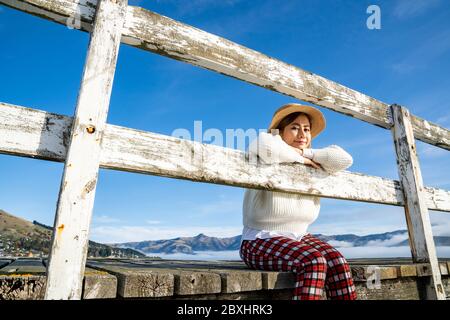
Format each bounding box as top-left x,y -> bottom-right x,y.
1,257 -> 449,300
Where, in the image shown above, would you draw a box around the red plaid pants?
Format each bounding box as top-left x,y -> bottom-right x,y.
240,233 -> 357,300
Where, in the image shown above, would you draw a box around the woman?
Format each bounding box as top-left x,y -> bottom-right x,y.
240,103 -> 357,300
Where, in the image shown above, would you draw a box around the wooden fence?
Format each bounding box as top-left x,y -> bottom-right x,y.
0,0 -> 449,300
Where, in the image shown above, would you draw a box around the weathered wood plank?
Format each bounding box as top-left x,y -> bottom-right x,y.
0,259 -> 14,269
1,257 -> 449,299
351,265 -> 398,282
44,255 -> 117,298
0,258 -> 45,275
396,265 -> 418,278
390,104 -> 446,300
1,103 -> 449,212
262,272 -> 296,290
0,0 -> 97,27
0,103 -> 71,161
348,258 -> 413,265
0,257 -> 117,299
416,263 -> 433,277
88,259 -> 450,299
86,260 -> 174,297
97,259 -> 223,296
0,275 -> 46,299
145,276 -> 450,300
137,260 -> 263,294
1,0 -> 449,150
0,268 -> 117,300
355,277 -> 421,300
87,259 -> 264,295
44,0 -> 127,300
439,263 -> 448,276
82,268 -> 118,299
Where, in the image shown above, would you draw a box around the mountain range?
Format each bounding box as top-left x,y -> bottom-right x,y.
0,209 -> 146,258
112,233 -> 242,255
2,208 -> 449,257
112,230 -> 450,255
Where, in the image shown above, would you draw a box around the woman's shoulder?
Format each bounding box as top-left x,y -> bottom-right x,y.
257,131 -> 281,139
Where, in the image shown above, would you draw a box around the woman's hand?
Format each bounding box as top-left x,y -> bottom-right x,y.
303,157 -> 322,169
291,146 -> 322,169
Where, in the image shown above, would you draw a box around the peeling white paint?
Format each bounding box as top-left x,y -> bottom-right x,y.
391,105 -> 446,300
43,0 -> 128,300
1,103 -> 449,213
1,0 -> 448,149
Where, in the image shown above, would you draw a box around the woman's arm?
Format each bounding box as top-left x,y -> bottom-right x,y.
247,132 -> 305,164
301,145 -> 353,173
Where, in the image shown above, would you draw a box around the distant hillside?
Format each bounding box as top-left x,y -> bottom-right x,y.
113,233 -> 242,254
0,209 -> 146,258
113,230 -> 450,255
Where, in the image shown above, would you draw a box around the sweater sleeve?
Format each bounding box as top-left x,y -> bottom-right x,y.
310,145 -> 353,173
247,132 -> 305,164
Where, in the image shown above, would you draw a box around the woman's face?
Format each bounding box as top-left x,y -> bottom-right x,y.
281,114 -> 312,149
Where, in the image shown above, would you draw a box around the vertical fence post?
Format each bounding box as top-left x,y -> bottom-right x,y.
390,104 -> 446,300
44,0 -> 128,300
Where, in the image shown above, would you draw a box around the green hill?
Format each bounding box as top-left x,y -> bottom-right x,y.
0,209 -> 146,258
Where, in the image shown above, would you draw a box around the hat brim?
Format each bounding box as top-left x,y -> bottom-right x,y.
268,103 -> 326,138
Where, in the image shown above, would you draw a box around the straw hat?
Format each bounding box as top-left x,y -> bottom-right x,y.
268,103 -> 326,138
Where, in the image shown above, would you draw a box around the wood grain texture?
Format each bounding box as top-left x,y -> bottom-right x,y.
44,0 -> 127,300
1,258 -> 450,299
0,259 -> 117,299
391,104 -> 446,300
1,102 -> 449,212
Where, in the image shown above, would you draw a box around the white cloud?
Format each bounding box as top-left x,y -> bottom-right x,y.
390,29 -> 450,74
327,240 -> 354,248
157,0 -> 242,17
393,0 -> 441,19
341,246 -> 450,259
430,214 -> 450,236
155,250 -> 240,261
365,233 -> 408,247
312,200 -> 450,238
417,143 -> 449,159
436,114 -> 450,126
177,194 -> 243,218
129,0 -> 144,6
311,224 -> 404,237
92,215 -> 122,224
132,246 -> 450,260
310,204 -> 408,237
391,63 -> 418,74
194,198 -> 242,216
146,220 -> 162,225
339,135 -> 391,150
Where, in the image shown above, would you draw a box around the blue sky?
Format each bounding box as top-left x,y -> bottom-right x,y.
0,0 -> 449,253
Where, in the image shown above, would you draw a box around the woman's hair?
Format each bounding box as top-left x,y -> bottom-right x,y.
275,112 -> 313,148
275,112 -> 312,132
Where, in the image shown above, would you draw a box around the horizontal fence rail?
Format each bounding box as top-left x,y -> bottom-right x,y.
1,0 -> 450,301
1,0 -> 449,151
1,102 -> 449,212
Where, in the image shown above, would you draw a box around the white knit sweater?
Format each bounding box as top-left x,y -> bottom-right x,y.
242,132 -> 353,237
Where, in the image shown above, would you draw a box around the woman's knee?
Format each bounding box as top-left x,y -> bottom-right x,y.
315,244 -> 346,263
324,249 -> 350,268
302,251 -> 327,272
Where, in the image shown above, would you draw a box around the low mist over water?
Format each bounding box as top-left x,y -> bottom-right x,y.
147,246 -> 450,260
